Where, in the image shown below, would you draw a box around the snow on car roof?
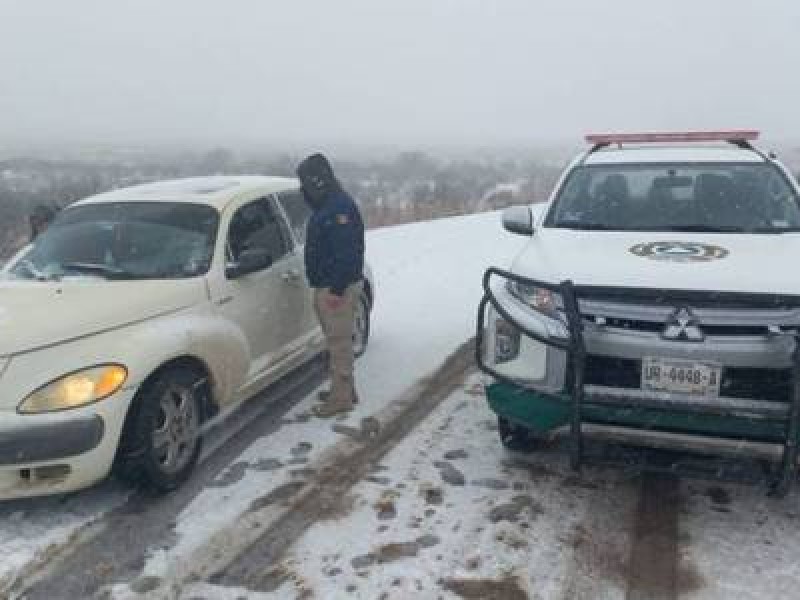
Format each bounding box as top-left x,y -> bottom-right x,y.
74,176 -> 300,210
583,144 -> 765,165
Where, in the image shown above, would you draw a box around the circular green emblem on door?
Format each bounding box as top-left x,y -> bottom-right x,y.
630,241 -> 729,262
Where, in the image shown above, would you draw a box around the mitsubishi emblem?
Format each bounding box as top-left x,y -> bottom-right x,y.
662,307 -> 704,342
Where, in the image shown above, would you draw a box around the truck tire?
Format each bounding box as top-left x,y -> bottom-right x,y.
353,292 -> 371,358
498,417 -> 546,453
115,367 -> 205,492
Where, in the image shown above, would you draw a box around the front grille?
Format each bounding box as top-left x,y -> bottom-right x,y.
584,355 -> 791,403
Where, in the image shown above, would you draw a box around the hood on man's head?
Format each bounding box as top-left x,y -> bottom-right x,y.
297,153 -> 340,207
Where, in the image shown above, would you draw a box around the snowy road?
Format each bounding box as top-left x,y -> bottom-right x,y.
6,211 -> 800,600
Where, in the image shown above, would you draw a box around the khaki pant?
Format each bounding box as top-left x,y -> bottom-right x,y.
313,281 -> 363,403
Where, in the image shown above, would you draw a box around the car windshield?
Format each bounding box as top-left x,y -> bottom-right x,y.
10,202 -> 219,281
545,163 -> 800,233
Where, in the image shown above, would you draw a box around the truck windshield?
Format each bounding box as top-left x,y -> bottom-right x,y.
545,163 -> 800,233
10,202 -> 219,281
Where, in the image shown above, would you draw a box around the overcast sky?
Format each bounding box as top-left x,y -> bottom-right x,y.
1,0 -> 799,150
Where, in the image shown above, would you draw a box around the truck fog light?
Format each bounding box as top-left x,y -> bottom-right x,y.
495,319 -> 521,364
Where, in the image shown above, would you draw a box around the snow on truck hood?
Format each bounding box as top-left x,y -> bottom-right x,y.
0,278 -> 206,356
511,228 -> 800,295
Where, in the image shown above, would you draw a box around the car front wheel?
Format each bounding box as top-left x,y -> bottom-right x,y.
115,367 -> 205,492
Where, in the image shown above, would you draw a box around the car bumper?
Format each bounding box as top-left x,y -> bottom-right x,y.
0,389 -> 134,500
486,381 -> 792,443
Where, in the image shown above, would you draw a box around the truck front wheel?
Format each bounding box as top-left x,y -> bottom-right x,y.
498,417 -> 547,453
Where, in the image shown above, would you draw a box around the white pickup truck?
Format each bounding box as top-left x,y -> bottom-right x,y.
478,131 -> 800,494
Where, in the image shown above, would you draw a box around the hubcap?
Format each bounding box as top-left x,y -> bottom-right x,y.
152,383 -> 199,475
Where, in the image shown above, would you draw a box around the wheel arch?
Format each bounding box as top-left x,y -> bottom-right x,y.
114,354 -> 218,470
132,355 -> 218,422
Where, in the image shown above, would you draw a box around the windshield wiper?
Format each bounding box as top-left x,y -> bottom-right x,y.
749,226 -> 800,234
60,262 -> 138,280
15,259 -> 49,281
654,225 -> 746,233
655,225 -> 800,234
553,223 -> 621,231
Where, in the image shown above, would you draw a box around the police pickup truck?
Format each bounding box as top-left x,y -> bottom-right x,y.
477,131 -> 800,494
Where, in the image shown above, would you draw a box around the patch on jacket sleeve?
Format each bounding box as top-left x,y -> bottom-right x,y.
336,214 -> 350,225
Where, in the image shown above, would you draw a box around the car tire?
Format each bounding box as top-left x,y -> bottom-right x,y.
115,367 -> 205,492
498,417 -> 546,453
353,292 -> 371,358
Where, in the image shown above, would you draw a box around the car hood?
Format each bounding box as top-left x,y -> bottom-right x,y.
0,278 -> 207,356
511,229 -> 800,295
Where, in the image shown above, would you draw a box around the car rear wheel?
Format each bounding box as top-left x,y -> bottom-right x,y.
353,292 -> 370,358
498,417 -> 547,453
115,368 -> 205,492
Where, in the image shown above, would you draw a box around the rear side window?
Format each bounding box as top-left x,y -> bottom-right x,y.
278,190 -> 311,245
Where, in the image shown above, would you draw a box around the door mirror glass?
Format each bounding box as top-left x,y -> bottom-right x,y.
226,247 -> 272,279
502,206 -> 534,236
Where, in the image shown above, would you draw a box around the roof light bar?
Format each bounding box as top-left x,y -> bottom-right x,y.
585,130 -> 760,145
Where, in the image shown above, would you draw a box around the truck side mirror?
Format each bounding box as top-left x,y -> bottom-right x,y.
502,206 -> 534,236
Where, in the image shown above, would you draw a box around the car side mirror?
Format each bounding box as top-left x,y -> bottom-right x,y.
226,248 -> 273,279
502,206 -> 534,236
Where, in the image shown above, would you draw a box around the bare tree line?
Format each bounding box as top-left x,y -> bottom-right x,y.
0,149 -> 564,260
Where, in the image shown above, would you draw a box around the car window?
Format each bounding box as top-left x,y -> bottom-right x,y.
277,190 -> 311,245
227,198 -> 291,265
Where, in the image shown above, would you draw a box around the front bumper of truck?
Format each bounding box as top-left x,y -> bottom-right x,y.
476,267 -> 800,496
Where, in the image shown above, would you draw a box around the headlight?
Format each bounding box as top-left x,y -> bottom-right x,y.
508,280 -> 562,317
18,365 -> 128,414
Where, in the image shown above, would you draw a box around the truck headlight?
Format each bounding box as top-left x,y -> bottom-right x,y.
508,281 -> 562,318
18,365 -> 128,414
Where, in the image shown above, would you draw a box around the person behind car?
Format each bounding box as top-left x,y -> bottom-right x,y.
297,153 -> 365,417
29,204 -> 57,242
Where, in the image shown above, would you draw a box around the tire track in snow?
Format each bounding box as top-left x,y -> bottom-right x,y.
626,473 -> 681,600
207,339 -> 475,592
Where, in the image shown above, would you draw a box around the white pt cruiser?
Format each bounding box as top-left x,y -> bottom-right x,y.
0,177 -> 373,499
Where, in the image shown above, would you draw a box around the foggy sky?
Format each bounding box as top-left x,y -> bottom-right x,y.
1,0 -> 800,149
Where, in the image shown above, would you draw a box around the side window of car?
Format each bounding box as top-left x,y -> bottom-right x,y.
277,190 -> 311,245
226,199 -> 289,266
227,202 -> 267,264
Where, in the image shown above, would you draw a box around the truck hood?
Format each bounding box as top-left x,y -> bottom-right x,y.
511,229 -> 800,295
0,278 -> 207,356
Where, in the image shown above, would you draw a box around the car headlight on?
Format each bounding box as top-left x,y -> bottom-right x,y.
508,280 -> 562,317
18,365 -> 128,414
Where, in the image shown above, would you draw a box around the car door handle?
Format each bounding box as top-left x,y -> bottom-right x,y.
282,269 -> 301,283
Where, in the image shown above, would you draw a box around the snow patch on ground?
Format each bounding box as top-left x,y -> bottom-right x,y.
0,481 -> 129,593
275,375 -> 627,600
681,480 -> 800,600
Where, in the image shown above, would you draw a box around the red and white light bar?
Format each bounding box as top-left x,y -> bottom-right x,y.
585,130 -> 760,145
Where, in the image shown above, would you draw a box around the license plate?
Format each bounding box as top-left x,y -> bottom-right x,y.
641,357 -> 722,396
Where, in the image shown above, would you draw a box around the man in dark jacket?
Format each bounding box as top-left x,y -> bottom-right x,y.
29,204 -> 57,242
297,153 -> 365,417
